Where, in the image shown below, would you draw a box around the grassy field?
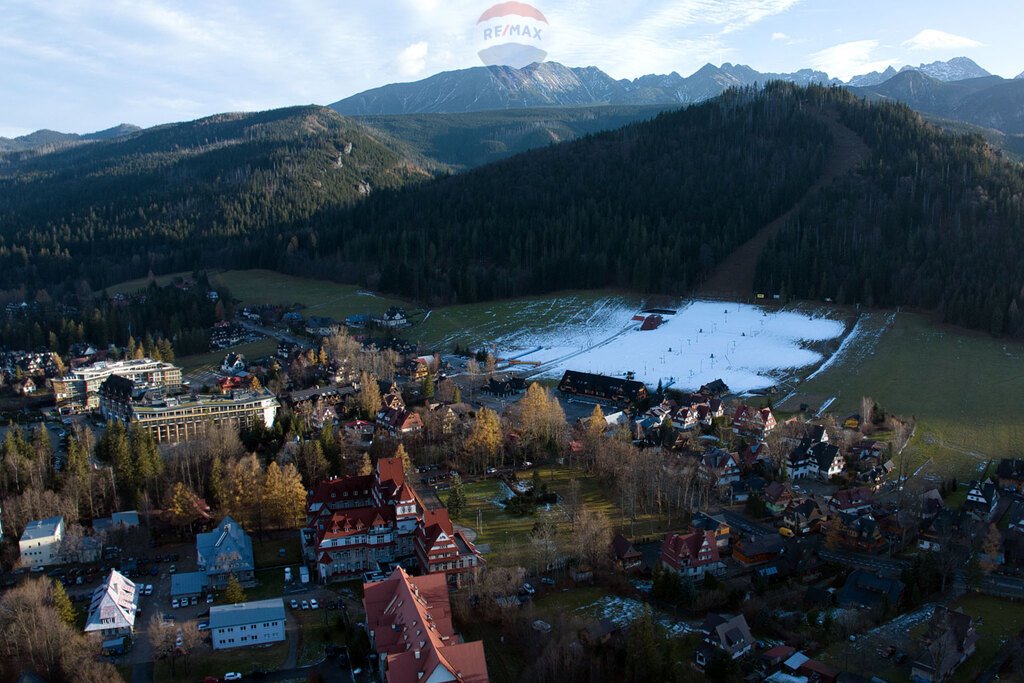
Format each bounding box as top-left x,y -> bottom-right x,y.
949,594 -> 1024,682
153,639 -> 288,682
252,535 -> 303,569
454,465 -> 676,561
177,337 -> 278,373
787,312 -> 1024,480
105,270 -> 195,296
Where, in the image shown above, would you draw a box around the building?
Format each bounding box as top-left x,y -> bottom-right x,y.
93,510 -> 141,536
196,516 -> 255,588
102,389 -> 279,444
19,516 -> 64,568
660,530 -> 724,578
84,569 -> 138,639
696,613 -> 754,669
963,480 -> 1000,521
911,607 -> 978,683
828,487 -> 875,516
415,508 -> 484,587
732,405 -> 777,439
304,458 -> 482,584
363,567 -> 489,683
171,571 -> 209,602
612,534 -> 643,570
557,370 -> 647,404
837,570 -> 904,610
996,458 -> 1024,492
209,598 -> 286,650
52,358 -> 182,410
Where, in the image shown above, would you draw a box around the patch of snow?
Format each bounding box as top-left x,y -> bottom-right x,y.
502,300 -> 844,393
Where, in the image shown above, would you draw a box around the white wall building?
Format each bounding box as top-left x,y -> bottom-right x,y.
84,569 -> 139,638
209,598 -> 286,650
19,516 -> 64,568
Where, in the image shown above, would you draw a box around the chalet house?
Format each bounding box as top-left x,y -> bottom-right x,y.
13,378 -> 36,395
813,443 -> 844,480
997,458 -> 1024,492
699,449 -> 742,487
660,530 -> 724,578
611,534 -> 643,570
828,511 -> 886,553
963,480 -> 999,521
786,439 -> 819,480
415,508 -> 484,587
919,489 -> 947,521
828,487 -> 875,516
304,316 -> 342,337
698,379 -> 730,397
690,512 -> 732,551
220,353 -> 246,375
557,370 -> 647,404
695,613 -> 754,669
757,538 -> 825,585
671,405 -> 702,431
310,404 -> 339,431
484,375 -> 526,398
733,534 -> 784,566
371,307 -> 409,328
343,420 -> 375,445
377,408 -> 424,436
838,570 -> 904,610
362,568 -> 489,683
196,516 -> 255,588
852,439 -> 887,463
579,619 -> 622,646
732,405 -> 776,439
381,382 -> 405,411
911,607 -> 979,683
83,569 -> 138,639
763,482 -> 795,517
783,497 -> 828,535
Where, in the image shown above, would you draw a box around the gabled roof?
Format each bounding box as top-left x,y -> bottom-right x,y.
84,569 -> 138,632
661,530 -> 720,570
612,534 -> 641,561
196,516 -> 254,575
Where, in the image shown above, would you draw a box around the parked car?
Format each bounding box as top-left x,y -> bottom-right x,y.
310,599 -> 319,610
301,600 -> 310,610
224,674 -> 242,681
171,599 -> 180,609
198,621 -> 209,631
168,565 -> 177,574
540,577 -> 555,586
144,584 -> 154,595
190,596 -> 198,606
520,583 -> 536,596
290,599 -> 299,609
206,594 -> 214,604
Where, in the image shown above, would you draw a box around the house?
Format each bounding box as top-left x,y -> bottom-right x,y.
13,377 -> 36,395
376,407 -> 424,436
363,567 -> 489,683
851,439 -> 886,463
196,516 -> 255,588
963,480 -> 1000,521
828,487 -> 874,516
733,534 -> 785,566
783,498 -> 828,536
415,508 -> 484,587
304,316 -> 342,337
557,370 -> 647,404
690,512 -> 732,551
997,458 -> 1024,492
786,440 -> 819,480
170,571 -> 209,602
612,534 -> 643,570
911,607 -> 979,683
209,598 -> 286,650
579,618 -> 622,646
660,530 -> 724,578
732,405 -> 776,439
372,307 -> 410,329
827,512 -> 886,553
763,482 -> 795,516
84,569 -> 138,639
220,353 -> 246,375
310,403 -> 339,431
343,419 -> 375,445
19,516 -> 64,568
484,375 -> 527,398
837,570 -> 904,610
812,443 -> 844,480
699,449 -> 742,487
698,379 -> 730,397
783,652 -> 840,683
696,613 -> 754,669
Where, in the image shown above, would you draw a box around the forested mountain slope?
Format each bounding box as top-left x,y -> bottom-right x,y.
357,104 -> 677,170
0,106 -> 430,292
267,83 -> 834,302
755,93 -> 1024,336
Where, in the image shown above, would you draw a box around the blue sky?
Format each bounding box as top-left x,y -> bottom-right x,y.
1,0 -> 1021,137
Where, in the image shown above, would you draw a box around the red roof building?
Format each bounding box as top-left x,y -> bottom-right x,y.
660,530 -> 724,578
415,508 -> 484,587
732,405 -> 777,439
364,567 -> 488,683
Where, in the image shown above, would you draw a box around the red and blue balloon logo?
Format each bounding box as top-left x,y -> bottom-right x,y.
476,2 -> 549,69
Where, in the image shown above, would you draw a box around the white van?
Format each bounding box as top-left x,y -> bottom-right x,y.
284,567 -> 292,583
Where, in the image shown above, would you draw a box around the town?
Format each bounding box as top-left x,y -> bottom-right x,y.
0,273 -> 1022,683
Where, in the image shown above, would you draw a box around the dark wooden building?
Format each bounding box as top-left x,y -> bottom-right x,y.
557,370 -> 647,404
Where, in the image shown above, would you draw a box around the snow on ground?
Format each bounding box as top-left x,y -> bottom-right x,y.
578,595 -> 697,635
500,300 -> 845,393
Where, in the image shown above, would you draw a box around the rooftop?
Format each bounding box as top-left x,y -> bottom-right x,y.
209,598 -> 286,630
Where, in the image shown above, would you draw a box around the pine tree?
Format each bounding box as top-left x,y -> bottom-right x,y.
358,372 -> 382,419
208,456 -> 225,510
453,386 -> 462,404
446,475 -> 467,518
394,444 -> 414,477
422,373 -> 435,400
224,574 -> 246,604
51,579 -> 76,626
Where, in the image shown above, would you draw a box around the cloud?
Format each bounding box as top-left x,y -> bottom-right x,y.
771,32 -> 789,41
903,29 -> 983,52
394,41 -> 430,78
809,39 -> 899,81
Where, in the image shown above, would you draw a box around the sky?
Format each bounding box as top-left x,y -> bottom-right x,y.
1,0 -> 1021,137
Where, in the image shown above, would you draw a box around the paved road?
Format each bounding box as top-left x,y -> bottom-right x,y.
237,320 -> 311,349
818,549 -> 911,575
718,510 -> 775,538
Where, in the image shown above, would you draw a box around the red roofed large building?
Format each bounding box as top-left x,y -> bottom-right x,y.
732,405 -> 777,439
363,567 -> 489,683
660,530 -> 724,578
303,457 -> 481,585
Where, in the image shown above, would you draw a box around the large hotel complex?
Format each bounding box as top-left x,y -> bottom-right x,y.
52,358 -> 182,410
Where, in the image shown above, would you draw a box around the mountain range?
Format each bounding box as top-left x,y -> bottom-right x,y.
0,123 -> 140,154
329,57 -> 1003,116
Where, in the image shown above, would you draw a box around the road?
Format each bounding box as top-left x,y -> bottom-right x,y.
817,549 -> 911,575
718,510 -> 775,538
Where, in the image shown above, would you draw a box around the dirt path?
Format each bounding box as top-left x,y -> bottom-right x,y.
698,110 -> 870,299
